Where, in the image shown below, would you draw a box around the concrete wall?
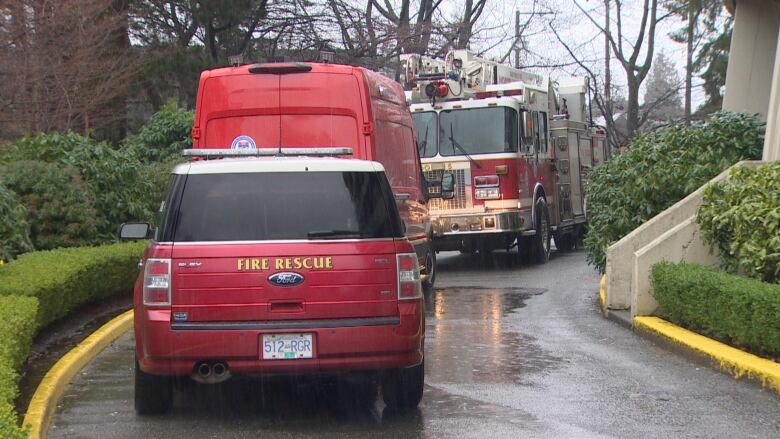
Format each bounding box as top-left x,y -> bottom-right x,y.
604,162 -> 764,315
763,16 -> 780,162
723,0 -> 780,120
631,217 -> 720,317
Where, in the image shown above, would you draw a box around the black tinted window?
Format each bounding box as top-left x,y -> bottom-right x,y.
412,111 -> 437,158
439,107 -> 519,156
162,171 -> 402,242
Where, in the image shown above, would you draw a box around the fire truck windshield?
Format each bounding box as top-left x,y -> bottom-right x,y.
412,111 -> 438,158
439,107 -> 519,156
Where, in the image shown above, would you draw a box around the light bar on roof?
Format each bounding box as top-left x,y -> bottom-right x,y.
182,148 -> 353,158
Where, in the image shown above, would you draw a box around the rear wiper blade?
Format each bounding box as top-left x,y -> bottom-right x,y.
307,230 -> 367,239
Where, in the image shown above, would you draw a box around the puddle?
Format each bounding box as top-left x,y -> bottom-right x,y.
424,286 -> 561,384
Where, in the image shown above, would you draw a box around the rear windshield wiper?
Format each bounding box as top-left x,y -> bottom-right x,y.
307,230 -> 368,239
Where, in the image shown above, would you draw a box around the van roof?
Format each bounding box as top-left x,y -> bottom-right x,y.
204,62 -> 359,78
174,157 -> 386,175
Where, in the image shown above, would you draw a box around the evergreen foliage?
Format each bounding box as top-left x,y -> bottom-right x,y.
698,162 -> 780,283
652,262 -> 780,359
584,111 -> 764,272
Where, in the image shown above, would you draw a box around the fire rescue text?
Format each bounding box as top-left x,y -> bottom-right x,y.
237,257 -> 334,271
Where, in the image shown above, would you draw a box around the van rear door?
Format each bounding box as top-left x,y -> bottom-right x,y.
163,168 -> 405,323
278,71 -> 367,156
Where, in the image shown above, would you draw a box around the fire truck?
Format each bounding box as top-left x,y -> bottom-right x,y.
401,50 -> 609,263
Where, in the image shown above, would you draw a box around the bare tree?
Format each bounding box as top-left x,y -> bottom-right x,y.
574,0 -> 666,139
0,0 -> 139,140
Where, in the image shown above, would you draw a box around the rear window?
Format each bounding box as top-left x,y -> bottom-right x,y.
158,171 -> 403,242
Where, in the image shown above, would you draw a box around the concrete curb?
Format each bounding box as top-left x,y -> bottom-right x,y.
23,309 -> 134,439
634,316 -> 780,395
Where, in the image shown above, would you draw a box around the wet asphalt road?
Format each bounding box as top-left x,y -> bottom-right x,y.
49,250 -> 780,438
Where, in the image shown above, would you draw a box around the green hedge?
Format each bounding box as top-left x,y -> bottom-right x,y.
584,111 -> 764,272
0,182 -> 33,262
0,296 -> 38,438
0,242 -> 144,436
651,262 -> 780,358
698,162 -> 780,283
0,241 -> 146,329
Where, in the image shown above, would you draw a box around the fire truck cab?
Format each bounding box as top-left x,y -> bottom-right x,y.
403,50 -> 608,262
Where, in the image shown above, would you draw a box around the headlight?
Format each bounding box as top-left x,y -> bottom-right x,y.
475,188 -> 500,200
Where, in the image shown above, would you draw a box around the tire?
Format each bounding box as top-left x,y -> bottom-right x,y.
337,374 -> 378,408
382,360 -> 424,411
554,233 -> 573,252
422,250 -> 436,291
532,198 -> 551,264
135,358 -> 173,415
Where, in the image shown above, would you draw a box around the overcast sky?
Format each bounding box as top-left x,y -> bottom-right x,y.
465,0 -> 722,110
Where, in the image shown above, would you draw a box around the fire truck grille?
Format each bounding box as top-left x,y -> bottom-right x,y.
425,169 -> 469,211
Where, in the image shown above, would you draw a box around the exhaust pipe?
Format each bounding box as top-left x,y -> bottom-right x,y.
197,362 -> 212,378
191,361 -> 231,384
213,362 -> 227,378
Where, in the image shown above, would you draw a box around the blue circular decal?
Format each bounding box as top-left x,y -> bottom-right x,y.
268,272 -> 305,287
231,135 -> 256,150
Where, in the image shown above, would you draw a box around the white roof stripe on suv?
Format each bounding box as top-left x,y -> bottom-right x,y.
175,157 -> 386,175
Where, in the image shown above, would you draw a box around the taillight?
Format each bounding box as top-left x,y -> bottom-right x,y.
397,253 -> 422,300
143,258 -> 171,306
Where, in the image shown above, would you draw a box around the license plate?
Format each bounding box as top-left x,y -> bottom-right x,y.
262,333 -> 314,360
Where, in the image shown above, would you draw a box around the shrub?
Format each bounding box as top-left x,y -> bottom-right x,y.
1,161 -> 100,250
0,132 -> 158,240
584,111 -> 764,272
123,99 -> 193,163
698,162 -> 780,283
0,296 -> 37,439
0,241 -> 146,329
0,182 -> 33,261
651,262 -> 780,358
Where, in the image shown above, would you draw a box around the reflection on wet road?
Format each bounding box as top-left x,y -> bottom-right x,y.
425,286 -> 559,385
48,251 -> 780,439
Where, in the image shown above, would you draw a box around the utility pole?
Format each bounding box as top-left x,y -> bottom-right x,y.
604,0 -> 611,108
515,10 -> 521,68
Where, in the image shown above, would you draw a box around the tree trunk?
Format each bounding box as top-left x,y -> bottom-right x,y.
627,77 -> 640,139
684,3 -> 695,125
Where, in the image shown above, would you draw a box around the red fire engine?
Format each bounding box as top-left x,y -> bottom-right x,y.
402,50 -> 609,262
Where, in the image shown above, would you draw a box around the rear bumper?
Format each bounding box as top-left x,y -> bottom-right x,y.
135,302 -> 424,376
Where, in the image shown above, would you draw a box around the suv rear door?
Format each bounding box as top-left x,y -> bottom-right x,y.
161,167 -> 404,323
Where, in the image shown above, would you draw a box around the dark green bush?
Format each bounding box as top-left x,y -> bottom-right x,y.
0,296 -> 37,438
585,111 -> 764,272
0,132 -> 159,240
0,241 -> 146,329
1,161 -> 100,250
698,162 -> 780,283
123,99 -> 193,163
0,182 -> 33,261
651,262 -> 780,358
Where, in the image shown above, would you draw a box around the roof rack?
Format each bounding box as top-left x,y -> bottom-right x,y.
182,148 -> 353,158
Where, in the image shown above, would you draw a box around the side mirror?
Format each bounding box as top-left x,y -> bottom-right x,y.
118,223 -> 153,241
440,172 -> 455,199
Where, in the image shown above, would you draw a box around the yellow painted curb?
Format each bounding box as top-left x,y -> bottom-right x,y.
634,316 -> 780,394
598,275 -> 606,312
23,309 -> 134,439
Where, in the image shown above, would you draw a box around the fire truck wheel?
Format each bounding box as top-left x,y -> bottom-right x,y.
422,250 -> 436,291
554,233 -> 574,252
382,360 -> 425,411
134,358 -> 173,415
532,198 -> 551,264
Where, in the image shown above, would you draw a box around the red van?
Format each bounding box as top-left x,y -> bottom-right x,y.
192,62 -> 439,289
120,157 -> 427,414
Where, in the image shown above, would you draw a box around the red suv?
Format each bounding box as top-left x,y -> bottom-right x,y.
120,156 -> 426,414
